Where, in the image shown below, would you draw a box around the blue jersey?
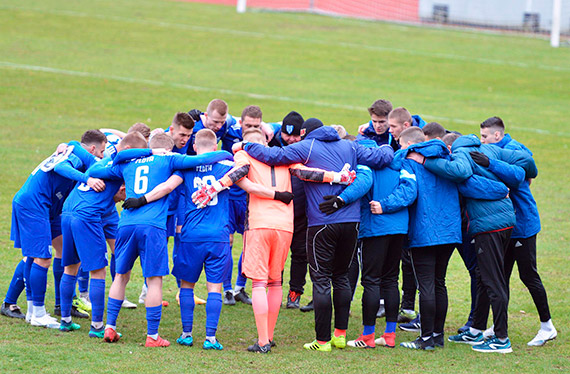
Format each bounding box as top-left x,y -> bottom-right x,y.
89,149 -> 233,230
178,160 -> 234,243
13,146 -> 94,217
167,131 -> 189,215
186,114 -> 237,155
65,156 -> 123,221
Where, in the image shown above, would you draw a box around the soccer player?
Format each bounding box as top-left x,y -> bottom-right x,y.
356,99 -> 398,149
480,117 -> 557,346
123,129 -> 297,350
423,122 -> 447,141
58,132 -> 148,335
388,107 -> 427,145
10,130 -> 106,328
89,133 -> 232,347
193,127 -> 357,353
234,119 -> 394,352
416,133 -> 537,353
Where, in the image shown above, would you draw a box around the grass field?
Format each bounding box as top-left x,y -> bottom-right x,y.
0,0 -> 569,372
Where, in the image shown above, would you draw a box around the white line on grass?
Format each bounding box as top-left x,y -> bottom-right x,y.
1,61 -> 568,137
1,5 -> 569,73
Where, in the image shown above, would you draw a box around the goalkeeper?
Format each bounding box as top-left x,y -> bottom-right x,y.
192,127 -> 356,353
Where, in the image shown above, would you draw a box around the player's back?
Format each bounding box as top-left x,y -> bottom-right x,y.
179,160 -> 233,243
119,154 -> 178,230
63,157 -> 123,221
235,151 -> 293,233
14,152 -> 85,215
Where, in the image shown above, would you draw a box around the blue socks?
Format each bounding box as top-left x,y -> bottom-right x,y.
30,263 -> 48,307
110,254 -> 116,281
60,273 -> 76,319
146,305 -> 162,336
236,252 -> 247,289
205,292 -> 222,337
180,288 -> 195,334
24,257 -> 34,301
385,322 -> 397,334
363,324 -> 375,336
106,297 -> 123,328
90,278 -> 105,323
4,259 -> 25,304
52,258 -> 63,306
77,268 -> 89,294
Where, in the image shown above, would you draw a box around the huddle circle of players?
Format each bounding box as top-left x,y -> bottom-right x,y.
2,99 -> 557,353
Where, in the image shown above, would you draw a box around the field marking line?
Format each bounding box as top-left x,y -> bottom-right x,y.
1,61 -> 568,137
1,5 -> 569,73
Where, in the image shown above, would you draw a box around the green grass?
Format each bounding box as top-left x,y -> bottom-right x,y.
0,0 -> 569,372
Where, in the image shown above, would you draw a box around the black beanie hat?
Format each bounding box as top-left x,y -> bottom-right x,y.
281,111 -> 304,136
300,118 -> 324,139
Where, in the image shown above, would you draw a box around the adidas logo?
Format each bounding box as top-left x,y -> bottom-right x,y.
478,248 -> 484,254
515,241 -> 523,248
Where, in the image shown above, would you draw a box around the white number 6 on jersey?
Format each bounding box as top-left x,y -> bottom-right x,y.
134,165 -> 149,194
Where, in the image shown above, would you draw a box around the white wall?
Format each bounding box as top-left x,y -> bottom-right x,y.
419,0 -> 570,31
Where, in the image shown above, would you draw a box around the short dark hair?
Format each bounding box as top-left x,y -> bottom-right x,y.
480,116 -> 505,132
399,127 -> 425,145
241,105 -> 262,120
81,129 -> 107,145
423,122 -> 447,139
442,133 -> 461,147
368,99 -> 393,118
172,112 -> 195,130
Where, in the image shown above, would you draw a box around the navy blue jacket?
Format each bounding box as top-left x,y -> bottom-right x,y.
424,135 -> 535,235
491,134 -> 540,238
244,126 -> 394,227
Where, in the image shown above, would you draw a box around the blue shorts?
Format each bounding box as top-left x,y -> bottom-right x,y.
114,225 -> 169,278
166,214 -> 176,237
11,201 -> 52,259
50,215 -> 62,239
229,199 -> 246,235
172,241 -> 230,284
102,211 -> 119,240
61,213 -> 108,271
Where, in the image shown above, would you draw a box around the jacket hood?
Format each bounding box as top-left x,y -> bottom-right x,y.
407,139 -> 451,159
451,134 -> 481,152
412,114 -> 426,128
304,126 -> 341,142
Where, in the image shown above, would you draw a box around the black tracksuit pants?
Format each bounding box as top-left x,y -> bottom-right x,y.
472,228 -> 512,339
361,234 -> 404,326
288,220 -> 309,294
307,222 -> 359,342
505,235 -> 551,322
401,246 -> 417,311
410,244 -> 455,338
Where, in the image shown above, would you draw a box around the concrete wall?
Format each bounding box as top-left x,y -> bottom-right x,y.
419,0 -> 570,31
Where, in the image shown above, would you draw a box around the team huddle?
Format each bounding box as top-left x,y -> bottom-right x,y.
1,98 -> 557,354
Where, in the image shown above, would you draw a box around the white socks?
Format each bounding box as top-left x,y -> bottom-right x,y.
540,319 -> 555,332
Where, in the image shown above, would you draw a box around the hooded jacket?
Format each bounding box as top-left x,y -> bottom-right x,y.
491,134 -> 540,238
383,140 -> 461,248
244,126 -> 394,227
423,135 -> 536,235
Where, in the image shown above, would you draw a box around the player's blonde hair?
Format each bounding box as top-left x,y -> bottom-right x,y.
120,132 -> 148,150
149,132 -> 174,151
399,127 -> 425,145
243,128 -> 266,145
194,129 -> 217,151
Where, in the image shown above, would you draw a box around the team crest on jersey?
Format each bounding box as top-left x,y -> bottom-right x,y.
286,125 -> 294,134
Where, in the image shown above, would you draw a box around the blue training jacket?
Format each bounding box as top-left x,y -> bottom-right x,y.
491,134 -> 540,238
384,140 -> 462,248
244,126 -> 394,227
424,134 -> 536,235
